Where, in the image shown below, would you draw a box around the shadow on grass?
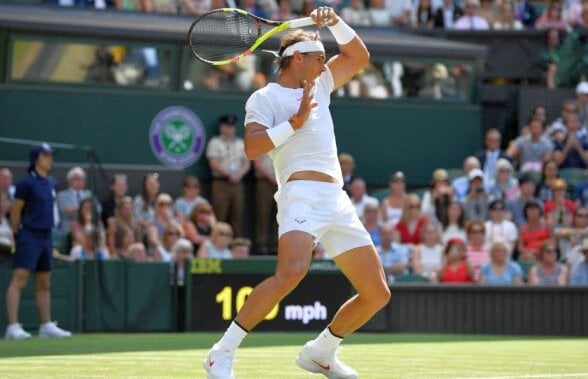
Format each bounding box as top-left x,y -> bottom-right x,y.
0,332 -> 579,359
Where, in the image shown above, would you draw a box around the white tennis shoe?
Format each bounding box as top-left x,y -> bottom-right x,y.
39,321 -> 72,339
296,341 -> 358,379
204,343 -> 236,379
4,323 -> 31,340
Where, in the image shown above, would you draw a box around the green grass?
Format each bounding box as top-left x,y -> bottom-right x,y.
0,333 -> 587,378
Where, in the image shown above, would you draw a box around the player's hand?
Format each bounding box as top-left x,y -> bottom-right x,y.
296,80 -> 317,127
311,7 -> 338,27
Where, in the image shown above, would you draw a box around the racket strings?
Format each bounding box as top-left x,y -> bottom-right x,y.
189,11 -> 263,63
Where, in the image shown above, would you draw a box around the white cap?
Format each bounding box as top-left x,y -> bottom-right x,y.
576,81 -> 588,95
468,168 -> 484,181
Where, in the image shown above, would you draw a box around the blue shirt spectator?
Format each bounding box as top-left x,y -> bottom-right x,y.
570,258 -> 588,285
573,181 -> 588,207
480,261 -> 523,285
377,224 -> 410,283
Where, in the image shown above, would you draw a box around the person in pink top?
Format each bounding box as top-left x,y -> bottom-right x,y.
465,219 -> 490,282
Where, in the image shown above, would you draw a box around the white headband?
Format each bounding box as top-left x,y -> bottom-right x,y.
281,40 -> 325,58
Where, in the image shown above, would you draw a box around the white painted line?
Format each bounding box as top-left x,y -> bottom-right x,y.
454,374 -> 588,379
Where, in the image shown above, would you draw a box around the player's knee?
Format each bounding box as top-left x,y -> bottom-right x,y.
36,280 -> 50,292
274,267 -> 306,293
366,283 -> 391,310
10,273 -> 29,290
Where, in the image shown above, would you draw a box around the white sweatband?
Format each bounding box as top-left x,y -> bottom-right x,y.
267,120 -> 295,148
281,40 -> 325,57
328,19 -> 356,45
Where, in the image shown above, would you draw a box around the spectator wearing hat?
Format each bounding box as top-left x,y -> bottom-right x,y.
452,156 -> 481,201
56,166 -> 93,234
461,168 -> 489,222
479,239 -> 523,285
487,158 -> 520,202
421,168 -> 454,225
570,239 -> 588,284
439,238 -> 474,283
529,239 -> 569,285
349,177 -> 378,221
553,113 -> 588,169
253,153 -> 278,255
454,0 -> 490,30
5,143 -> 72,340
506,116 -> 553,173
507,173 -> 543,227
377,223 -> 410,285
474,128 -> 510,186
206,114 -> 251,237
380,171 -> 406,227
517,200 -> 551,261
485,199 -> 518,252
545,178 -> 576,230
338,153 -> 356,195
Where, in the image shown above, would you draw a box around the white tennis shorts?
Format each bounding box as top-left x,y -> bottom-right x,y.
275,180 -> 373,257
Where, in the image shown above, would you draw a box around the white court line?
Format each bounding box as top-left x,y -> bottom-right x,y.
454,374 -> 588,379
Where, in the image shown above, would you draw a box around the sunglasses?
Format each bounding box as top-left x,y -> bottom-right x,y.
157,202 -> 172,207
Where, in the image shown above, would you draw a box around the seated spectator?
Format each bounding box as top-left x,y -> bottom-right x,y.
555,207 -> 588,265
127,242 -> 149,261
452,156 -> 481,201
156,224 -> 182,262
152,193 -> 181,239
57,167 -> 93,234
70,198 -> 104,247
479,239 -> 524,285
0,167 -> 15,201
411,222 -> 444,281
518,200 -> 551,261
477,0 -> 495,25
570,242 -> 588,284
434,0 -> 464,29
414,0 -> 435,28
179,0 -> 211,15
577,80 -> 588,126
197,222 -> 233,259
341,0 -> 371,26
536,159 -> 560,203
421,168 -> 454,225
553,114 -> 588,169
507,173 -> 542,227
513,0 -> 538,28
388,0 -> 414,27
106,196 -> 142,259
377,223 -> 410,285
454,0 -> 490,30
230,237 -> 251,259
133,173 -> 160,225
0,192 -> 14,259
100,174 -> 128,226
573,177 -> 588,207
396,194 -> 429,246
439,238 -> 474,283
339,153 -> 355,195
363,199 -> 382,247
69,225 -> 109,261
506,116 -> 553,173
564,0 -> 588,28
349,177 -> 378,219
461,168 -> 489,222
487,158 -> 520,202
528,239 -> 569,285
493,0 -> 523,30
474,128 -> 510,185
547,98 -> 577,139
183,202 -> 215,253
466,219 -> 490,281
535,2 -> 567,31
485,199 -> 518,252
170,238 -> 194,286
545,178 -> 576,230
441,200 -> 467,243
380,171 -> 406,226
368,0 -> 392,27
174,176 -> 208,221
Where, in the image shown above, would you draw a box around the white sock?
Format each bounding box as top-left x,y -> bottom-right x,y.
216,321 -> 248,352
311,326 -> 343,352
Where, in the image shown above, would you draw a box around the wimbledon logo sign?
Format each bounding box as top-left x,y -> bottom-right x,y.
149,106 -> 206,168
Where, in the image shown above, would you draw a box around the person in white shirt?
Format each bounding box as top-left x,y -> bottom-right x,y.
204,7 -> 390,379
485,199 -> 518,252
454,0 -> 490,30
349,177 -> 379,219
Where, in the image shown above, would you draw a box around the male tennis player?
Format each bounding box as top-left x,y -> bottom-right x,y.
204,7 -> 390,379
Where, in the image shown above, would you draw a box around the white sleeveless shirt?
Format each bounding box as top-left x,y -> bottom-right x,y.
244,67 -> 342,190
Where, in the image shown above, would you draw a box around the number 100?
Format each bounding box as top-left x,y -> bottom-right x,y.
215,286 -> 279,321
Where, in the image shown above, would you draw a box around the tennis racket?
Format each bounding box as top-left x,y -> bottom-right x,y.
188,8 -> 317,66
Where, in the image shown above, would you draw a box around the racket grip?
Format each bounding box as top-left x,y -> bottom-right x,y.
288,17 -> 316,29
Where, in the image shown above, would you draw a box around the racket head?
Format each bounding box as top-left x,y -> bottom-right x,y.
188,8 -> 282,66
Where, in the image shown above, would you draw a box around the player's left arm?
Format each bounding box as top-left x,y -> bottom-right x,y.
313,8 -> 370,91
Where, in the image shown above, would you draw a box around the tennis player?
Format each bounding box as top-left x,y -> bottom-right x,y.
204,7 -> 390,379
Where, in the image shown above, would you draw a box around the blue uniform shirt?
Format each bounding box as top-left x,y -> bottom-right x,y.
14,170 -> 56,231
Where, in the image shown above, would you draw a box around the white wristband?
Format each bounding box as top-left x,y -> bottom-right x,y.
267,120 -> 295,148
328,19 -> 356,45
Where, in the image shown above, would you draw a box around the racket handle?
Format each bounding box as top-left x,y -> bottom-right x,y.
287,17 -> 316,29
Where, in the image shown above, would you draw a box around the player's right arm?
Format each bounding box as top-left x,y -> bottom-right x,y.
10,198 -> 25,235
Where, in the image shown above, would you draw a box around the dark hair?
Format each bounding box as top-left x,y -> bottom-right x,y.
441,200 -> 465,229
141,173 -> 159,212
277,30 -> 321,71
523,200 -> 543,219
